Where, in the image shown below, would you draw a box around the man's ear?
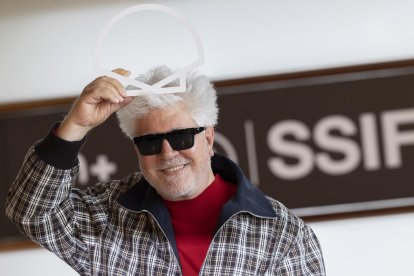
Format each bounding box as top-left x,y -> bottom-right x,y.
205,126 -> 215,156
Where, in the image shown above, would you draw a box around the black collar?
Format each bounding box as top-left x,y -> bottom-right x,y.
117,153 -> 277,219
211,154 -> 277,226
116,154 -> 278,260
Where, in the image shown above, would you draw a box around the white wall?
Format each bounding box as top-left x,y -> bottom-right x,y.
2,0 -> 414,104
1,1 -> 414,275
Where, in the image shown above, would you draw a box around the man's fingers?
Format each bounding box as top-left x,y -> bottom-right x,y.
100,76 -> 126,97
97,86 -> 125,104
88,74 -> 126,99
82,68 -> 132,104
82,83 -> 123,105
107,68 -> 132,96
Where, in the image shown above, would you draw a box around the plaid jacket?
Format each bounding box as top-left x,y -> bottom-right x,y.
6,131 -> 325,276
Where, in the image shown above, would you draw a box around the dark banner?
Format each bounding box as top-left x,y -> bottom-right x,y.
1,64 -> 414,244
214,67 -> 414,216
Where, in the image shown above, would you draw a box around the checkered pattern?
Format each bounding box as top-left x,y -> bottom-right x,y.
6,146 -> 325,275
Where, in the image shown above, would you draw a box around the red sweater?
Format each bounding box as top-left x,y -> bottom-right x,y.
164,174 -> 237,276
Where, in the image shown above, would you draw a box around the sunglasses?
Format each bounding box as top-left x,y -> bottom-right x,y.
133,127 -> 206,156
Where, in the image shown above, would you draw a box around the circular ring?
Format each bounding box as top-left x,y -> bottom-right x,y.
93,4 -> 205,95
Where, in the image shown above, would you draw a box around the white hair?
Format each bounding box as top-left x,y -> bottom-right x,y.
116,65 -> 218,138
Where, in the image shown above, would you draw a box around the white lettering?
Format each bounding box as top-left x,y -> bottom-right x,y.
214,132 -> 239,164
382,108 -> 414,168
267,120 -> 314,180
244,120 -> 260,185
90,154 -> 117,182
360,113 -> 381,170
314,115 -> 361,175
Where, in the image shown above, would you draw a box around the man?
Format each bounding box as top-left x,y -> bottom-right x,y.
6,66 -> 325,275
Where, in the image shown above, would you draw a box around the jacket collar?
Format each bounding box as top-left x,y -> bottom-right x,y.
117,153 -> 277,220
116,153 -> 277,263
116,177 -> 179,260
211,154 -> 277,222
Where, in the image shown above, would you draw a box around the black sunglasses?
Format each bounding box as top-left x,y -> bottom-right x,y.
133,127 -> 206,156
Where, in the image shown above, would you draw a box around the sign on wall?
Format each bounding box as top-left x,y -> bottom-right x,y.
1,62 -> 414,245
214,66 -> 414,216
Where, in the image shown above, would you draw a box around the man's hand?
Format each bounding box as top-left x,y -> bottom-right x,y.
56,69 -> 134,141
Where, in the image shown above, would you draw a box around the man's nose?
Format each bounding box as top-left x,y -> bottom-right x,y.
159,139 -> 178,159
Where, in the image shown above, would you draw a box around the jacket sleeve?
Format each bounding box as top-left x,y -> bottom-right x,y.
5,127 -> 110,275
276,224 -> 326,275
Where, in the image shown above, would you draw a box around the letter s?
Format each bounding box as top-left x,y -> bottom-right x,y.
267,120 -> 314,180
314,115 -> 361,175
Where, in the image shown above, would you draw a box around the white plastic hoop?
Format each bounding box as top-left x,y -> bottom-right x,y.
94,4 -> 205,96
